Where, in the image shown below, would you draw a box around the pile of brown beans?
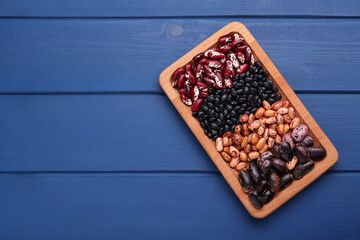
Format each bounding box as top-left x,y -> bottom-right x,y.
215,99 -> 300,172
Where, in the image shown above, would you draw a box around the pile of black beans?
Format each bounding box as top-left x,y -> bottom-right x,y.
239,139 -> 327,209
192,62 -> 282,140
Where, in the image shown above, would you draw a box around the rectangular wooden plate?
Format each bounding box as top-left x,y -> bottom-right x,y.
159,22 -> 338,218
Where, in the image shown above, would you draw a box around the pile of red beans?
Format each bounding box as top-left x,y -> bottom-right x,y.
171,32 -> 254,111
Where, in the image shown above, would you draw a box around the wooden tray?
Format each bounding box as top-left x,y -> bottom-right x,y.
159,22 -> 338,218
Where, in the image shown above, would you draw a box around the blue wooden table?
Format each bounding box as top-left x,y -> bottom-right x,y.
0,1 -> 359,239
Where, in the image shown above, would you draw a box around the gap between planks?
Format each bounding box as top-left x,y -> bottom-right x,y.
0,16 -> 360,19
0,91 -> 360,95
0,170 -> 358,174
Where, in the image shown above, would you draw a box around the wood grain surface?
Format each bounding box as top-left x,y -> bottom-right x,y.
1,0 -> 359,17
1,19 -> 360,93
0,173 -> 358,239
160,22 -> 338,218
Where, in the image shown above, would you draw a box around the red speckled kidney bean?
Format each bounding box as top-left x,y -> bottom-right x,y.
230,38 -> 245,47
196,81 -> 208,91
227,52 -> 240,69
191,98 -> 203,112
223,60 -> 234,78
176,74 -> 186,88
236,63 -> 249,74
193,53 -> 204,62
206,59 -> 222,68
194,63 -> 203,79
235,51 -> 245,64
218,34 -> 234,45
204,49 -> 225,60
218,44 -> 232,53
172,67 -> 185,81
180,93 -> 192,106
199,91 -> 209,98
185,69 -> 196,85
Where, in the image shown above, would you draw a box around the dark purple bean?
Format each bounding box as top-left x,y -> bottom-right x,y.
271,158 -> 288,175
280,173 -> 293,189
293,143 -> 310,164
268,172 -> 280,193
249,191 -> 263,209
279,142 -> 293,162
301,136 -> 314,147
250,161 -> 261,184
261,189 -> 274,204
272,144 -> 282,159
239,169 -> 255,193
260,160 -> 272,179
293,160 -> 314,180
257,151 -> 273,168
308,147 -> 327,160
255,179 -> 268,195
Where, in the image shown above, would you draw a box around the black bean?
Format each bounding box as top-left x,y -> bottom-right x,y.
236,89 -> 244,95
201,105 -> 209,112
220,94 -> 228,103
208,110 -> 215,118
239,97 -> 247,103
255,61 -> 262,68
263,82 -> 270,89
224,125 -> 230,132
207,102 -> 214,108
200,122 -> 206,129
227,94 -> 233,102
266,79 -> 273,85
223,109 -> 228,116
244,86 -> 250,95
268,98 -> 275,105
218,128 -> 224,137
226,119 -> 232,125
251,81 -> 258,88
263,71 -> 269,77
231,89 -> 238,96
272,85 -> 278,93
245,77 -> 253,83
275,93 -> 282,101
250,88 -> 257,95
225,104 -> 233,111
192,111 -> 198,117
210,129 -> 218,135
219,104 -> 224,112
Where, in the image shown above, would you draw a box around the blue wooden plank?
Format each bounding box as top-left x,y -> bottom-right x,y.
0,19 -> 359,93
0,0 -> 359,17
0,94 -> 355,172
0,173 -> 358,239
